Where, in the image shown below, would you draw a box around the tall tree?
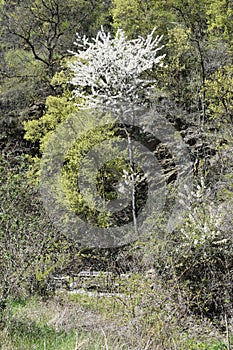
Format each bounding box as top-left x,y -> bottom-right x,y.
24,28 -> 165,241
0,0 -> 111,151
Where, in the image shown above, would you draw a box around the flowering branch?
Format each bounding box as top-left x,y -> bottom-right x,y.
69,27 -> 165,109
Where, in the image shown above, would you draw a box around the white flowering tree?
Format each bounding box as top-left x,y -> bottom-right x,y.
69,27 -> 165,109
67,28 -> 165,237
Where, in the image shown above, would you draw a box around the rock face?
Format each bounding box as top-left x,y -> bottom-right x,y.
53,271 -> 116,292
53,270 -> 132,294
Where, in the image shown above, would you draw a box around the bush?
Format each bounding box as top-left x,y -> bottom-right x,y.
0,153 -> 74,309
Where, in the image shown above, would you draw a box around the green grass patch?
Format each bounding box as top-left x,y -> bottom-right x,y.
7,321 -> 77,350
0,294 -> 230,350
186,339 -> 228,350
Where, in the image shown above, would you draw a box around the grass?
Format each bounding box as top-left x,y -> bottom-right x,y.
0,276 -> 230,350
0,296 -> 128,350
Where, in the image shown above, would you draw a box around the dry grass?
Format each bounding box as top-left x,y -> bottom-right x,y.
0,274 -> 229,350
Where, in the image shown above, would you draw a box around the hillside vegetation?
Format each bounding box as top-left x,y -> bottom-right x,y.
1,1 -> 233,348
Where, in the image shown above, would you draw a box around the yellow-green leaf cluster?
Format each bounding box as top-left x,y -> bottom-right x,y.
205,65 -> 233,123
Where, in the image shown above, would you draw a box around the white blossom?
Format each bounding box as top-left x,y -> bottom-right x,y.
69,27 -> 165,109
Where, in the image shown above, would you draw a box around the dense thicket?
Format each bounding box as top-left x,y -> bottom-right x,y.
0,0 -> 111,151
0,0 -> 113,311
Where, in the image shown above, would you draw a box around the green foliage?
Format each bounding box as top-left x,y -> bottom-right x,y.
1,0 -> 111,73
23,59 -> 75,146
61,122 -> 118,228
0,48 -> 46,119
205,65 -> 233,123
0,0 -> 112,152
24,95 -> 76,144
143,185 -> 233,320
1,0 -> 233,343
0,153 -> 74,303
111,0 -> 175,38
24,74 -> 122,227
1,286 -> 228,350
160,25 -> 198,107
207,0 -> 233,52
